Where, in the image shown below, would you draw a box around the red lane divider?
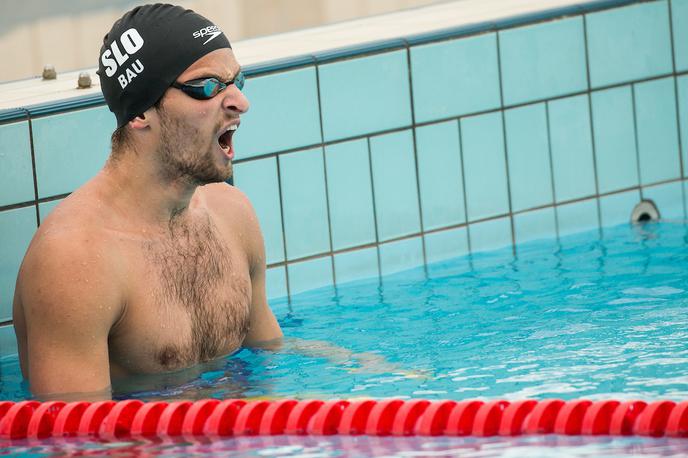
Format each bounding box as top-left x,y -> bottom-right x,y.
284,399 -> 322,435
130,401 -> 168,437
99,399 -> 143,438
26,401 -> 65,439
308,400 -> 349,435
473,400 -> 509,437
635,400 -> 676,437
259,399 -> 298,435
554,399 -> 592,435
610,401 -> 647,436
338,399 -> 377,435
2,398 -> 688,440
523,399 -> 565,434
181,399 -> 220,436
581,400 -> 620,435
499,400 -> 537,436
391,399 -> 430,436
52,401 -> 89,437
203,399 -> 245,436
415,400 -> 457,436
445,400 -> 483,436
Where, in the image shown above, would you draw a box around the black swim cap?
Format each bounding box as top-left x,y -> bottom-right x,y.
98,3 -> 232,128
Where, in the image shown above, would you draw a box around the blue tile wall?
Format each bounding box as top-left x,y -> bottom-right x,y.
0,121 -> 33,207
411,33 -> 500,123
319,50 -> 412,142
379,237 -> 424,277
0,206 -> 36,322
38,199 -> 62,224
2,0 -> 687,309
32,106 -> 114,198
586,1 -> 673,88
266,266 -> 288,300
468,217 -> 512,252
547,95 -> 597,203
287,256 -> 334,296
674,0 -> 688,72
599,190 -> 642,227
324,139 -> 376,250
424,227 -> 469,265
233,158 -> 285,264
591,86 -> 639,194
233,67 -> 322,159
461,112 -> 510,221
514,207 -> 557,244
0,324 -> 18,357
279,148 -> 331,260
643,181 -> 685,219
369,130 -> 421,241
416,121 -> 465,230
504,103 -> 553,212
634,77 -> 681,185
678,76 -> 688,177
499,17 -> 587,106
556,199 -> 600,237
334,247 -> 380,285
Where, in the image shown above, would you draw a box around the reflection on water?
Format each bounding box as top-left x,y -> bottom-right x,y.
3,434 -> 688,457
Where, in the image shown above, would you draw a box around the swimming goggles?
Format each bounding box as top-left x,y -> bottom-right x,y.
171,72 -> 245,100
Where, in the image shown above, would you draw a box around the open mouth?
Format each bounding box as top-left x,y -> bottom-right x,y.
218,125 -> 237,153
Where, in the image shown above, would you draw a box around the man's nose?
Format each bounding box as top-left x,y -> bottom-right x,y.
222,85 -> 249,114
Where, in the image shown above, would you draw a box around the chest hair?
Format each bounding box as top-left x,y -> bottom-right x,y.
144,212 -> 249,369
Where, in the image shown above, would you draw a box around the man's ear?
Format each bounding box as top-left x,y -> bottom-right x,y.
128,105 -> 160,131
128,113 -> 149,131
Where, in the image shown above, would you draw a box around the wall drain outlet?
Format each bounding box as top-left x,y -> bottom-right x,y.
631,199 -> 660,223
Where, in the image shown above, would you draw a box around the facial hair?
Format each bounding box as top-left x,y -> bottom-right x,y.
156,106 -> 233,185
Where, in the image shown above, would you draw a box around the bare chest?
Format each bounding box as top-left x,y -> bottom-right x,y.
109,217 -> 251,373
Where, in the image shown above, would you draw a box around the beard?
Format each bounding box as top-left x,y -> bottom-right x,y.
156,106 -> 232,185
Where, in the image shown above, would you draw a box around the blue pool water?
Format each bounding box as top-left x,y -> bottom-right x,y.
1,222 -> 688,456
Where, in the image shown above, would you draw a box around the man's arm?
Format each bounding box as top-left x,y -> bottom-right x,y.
15,232 -> 122,399
231,189 -> 283,346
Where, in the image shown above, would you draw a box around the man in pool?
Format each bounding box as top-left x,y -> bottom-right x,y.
12,4 -> 283,399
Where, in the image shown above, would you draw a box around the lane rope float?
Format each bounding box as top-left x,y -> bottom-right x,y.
1,398 -> 687,440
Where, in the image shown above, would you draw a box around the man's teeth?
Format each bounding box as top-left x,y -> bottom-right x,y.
228,125 -> 237,132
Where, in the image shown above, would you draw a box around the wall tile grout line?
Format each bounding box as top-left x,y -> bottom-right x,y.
231,68 -> 688,170
630,83 -> 644,199
313,62 -> 337,289
582,12 -> 604,238
0,192 -> 72,214
403,40 -> 429,277
675,75 -> 688,218
274,155 -> 292,309
264,174 -> 688,271
456,120 -> 473,255
494,31 -> 517,255
544,102 -> 561,242
23,109 -> 40,227
366,137 -> 383,282
667,0 -> 687,217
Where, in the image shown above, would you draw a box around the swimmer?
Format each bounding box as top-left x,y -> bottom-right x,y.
12,4 -> 283,400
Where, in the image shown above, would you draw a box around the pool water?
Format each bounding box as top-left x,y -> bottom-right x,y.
1,222 -> 688,456
2,222 -> 688,402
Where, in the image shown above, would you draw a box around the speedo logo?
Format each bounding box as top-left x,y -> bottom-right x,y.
193,25 -> 222,45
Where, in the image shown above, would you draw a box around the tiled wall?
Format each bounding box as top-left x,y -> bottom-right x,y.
1,0 -> 687,356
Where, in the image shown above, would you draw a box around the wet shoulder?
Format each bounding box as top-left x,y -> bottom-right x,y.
200,182 -> 263,262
